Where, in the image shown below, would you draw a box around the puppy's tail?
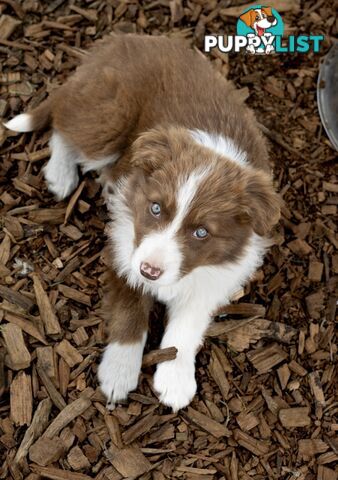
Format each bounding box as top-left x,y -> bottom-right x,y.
4,98 -> 52,132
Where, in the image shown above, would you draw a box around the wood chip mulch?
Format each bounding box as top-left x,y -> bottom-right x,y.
0,1 -> 337,479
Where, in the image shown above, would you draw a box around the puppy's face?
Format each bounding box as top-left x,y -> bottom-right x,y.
109,128 -> 280,290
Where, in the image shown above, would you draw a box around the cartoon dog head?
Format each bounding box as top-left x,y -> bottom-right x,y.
240,7 -> 277,36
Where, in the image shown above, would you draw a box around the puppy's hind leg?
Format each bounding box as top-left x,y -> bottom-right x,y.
4,101 -> 78,200
44,131 -> 80,200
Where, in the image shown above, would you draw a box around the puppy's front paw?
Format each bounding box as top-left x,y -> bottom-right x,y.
153,358 -> 197,412
98,342 -> 143,408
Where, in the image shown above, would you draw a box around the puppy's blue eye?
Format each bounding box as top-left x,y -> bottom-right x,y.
193,227 -> 208,239
150,202 -> 161,217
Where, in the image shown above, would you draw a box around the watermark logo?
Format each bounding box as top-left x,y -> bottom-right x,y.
204,4 -> 324,55
237,6 -> 283,54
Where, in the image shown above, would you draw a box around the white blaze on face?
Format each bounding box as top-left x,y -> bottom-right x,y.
131,168 -> 211,287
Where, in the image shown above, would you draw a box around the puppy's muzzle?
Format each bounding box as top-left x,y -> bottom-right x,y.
140,262 -> 163,281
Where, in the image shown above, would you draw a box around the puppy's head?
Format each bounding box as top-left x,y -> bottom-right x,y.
109,127 -> 280,289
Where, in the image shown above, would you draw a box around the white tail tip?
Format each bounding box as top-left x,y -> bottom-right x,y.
4,113 -> 33,132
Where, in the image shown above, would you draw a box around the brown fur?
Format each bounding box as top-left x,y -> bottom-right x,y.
30,98 -> 53,131
102,269 -> 152,344
29,34 -> 270,172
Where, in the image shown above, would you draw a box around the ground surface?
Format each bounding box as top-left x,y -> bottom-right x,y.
0,1 -> 337,479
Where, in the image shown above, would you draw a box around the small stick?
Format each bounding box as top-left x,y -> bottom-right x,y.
142,347 -> 177,368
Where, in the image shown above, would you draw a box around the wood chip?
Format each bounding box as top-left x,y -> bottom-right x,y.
54,256 -> 81,283
0,16 -> 21,40
58,284 -> 91,306
4,310 -> 47,345
236,411 -> 260,431
298,439 -> 329,458
29,208 -> 67,224
36,365 -> 66,410
0,284 -> 35,311
14,398 -> 52,466
106,443 -> 151,477
32,273 -> 61,336
55,339 -> 83,368
288,238 -> 312,256
279,407 -> 311,428
64,181 -> 86,224
0,234 -> 11,265
29,436 -> 65,466
2,323 -> 31,370
317,466 -> 337,480
233,429 -> 270,456
122,412 -> 159,444
69,5 -> 98,22
323,181 -> 338,193
208,318 -> 297,351
208,346 -> 230,400
60,224 -> 83,240
67,446 -> 91,470
31,465 -> 92,480
289,359 -> 308,376
277,363 -> 291,390
247,343 -> 288,373
105,414 -> 123,449
183,407 -> 231,438
308,260 -> 324,282
10,371 -> 32,426
214,302 -> 266,317
306,290 -> 325,319
308,371 -> 326,406
43,395 -> 92,439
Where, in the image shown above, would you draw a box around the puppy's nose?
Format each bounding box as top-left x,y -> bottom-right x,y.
267,15 -> 275,22
140,262 -> 163,281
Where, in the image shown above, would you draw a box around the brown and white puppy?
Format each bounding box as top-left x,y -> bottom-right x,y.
5,34 -> 280,411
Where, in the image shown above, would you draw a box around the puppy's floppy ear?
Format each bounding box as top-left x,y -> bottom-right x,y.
130,128 -> 171,174
240,169 -> 281,237
239,9 -> 256,27
262,6 -> 273,16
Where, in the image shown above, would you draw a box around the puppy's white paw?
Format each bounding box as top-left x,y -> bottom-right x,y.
98,340 -> 145,408
265,44 -> 274,54
154,358 -> 197,412
43,160 -> 79,201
